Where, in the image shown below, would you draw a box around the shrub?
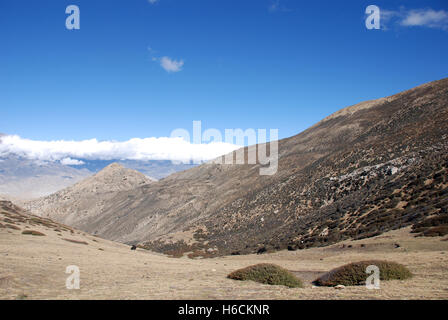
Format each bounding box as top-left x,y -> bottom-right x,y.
22,230 -> 45,236
0,223 -> 20,230
314,260 -> 412,287
413,215 -> 448,229
62,238 -> 88,245
228,263 -> 303,288
412,215 -> 448,237
422,226 -> 448,237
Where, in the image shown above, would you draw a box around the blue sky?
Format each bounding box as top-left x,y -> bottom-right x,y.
1,0 -> 447,144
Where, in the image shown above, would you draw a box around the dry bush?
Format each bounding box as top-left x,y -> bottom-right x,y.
62,238 -> 89,245
314,260 -> 412,286
22,230 -> 45,236
0,223 -> 21,230
412,214 -> 448,237
228,263 -> 303,288
421,226 -> 448,237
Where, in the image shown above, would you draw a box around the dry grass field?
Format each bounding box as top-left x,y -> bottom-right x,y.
1,208 -> 448,300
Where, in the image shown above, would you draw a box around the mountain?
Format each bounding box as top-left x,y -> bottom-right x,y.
0,155 -> 92,199
72,159 -> 197,180
0,131 -> 198,199
25,163 -> 153,228
0,155 -> 196,200
29,78 -> 448,257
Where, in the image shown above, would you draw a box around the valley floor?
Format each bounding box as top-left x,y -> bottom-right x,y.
1,224 -> 448,300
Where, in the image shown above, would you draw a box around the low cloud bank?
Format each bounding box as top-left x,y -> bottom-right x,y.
0,135 -> 240,164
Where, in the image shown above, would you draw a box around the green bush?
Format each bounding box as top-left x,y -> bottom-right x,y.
314,260 -> 412,287
228,263 -> 303,288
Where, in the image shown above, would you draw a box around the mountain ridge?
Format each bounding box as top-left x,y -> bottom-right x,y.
25,163 -> 154,227
27,78 -> 448,257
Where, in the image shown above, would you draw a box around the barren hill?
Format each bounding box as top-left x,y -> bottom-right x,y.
25,163 -> 153,228
29,78 -> 448,257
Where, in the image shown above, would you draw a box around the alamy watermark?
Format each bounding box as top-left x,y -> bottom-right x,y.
366,265 -> 380,289
365,5 -> 381,30
64,5 -> 381,31
66,265 -> 80,289
170,121 -> 279,176
65,5 -> 80,30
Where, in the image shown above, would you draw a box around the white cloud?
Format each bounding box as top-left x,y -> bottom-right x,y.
159,56 -> 184,73
60,158 -> 85,166
0,135 -> 239,164
148,0 -> 158,4
148,47 -> 184,73
401,9 -> 448,29
379,7 -> 448,31
379,9 -> 400,30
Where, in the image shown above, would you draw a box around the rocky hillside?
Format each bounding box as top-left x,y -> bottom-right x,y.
30,78 -> 448,257
0,200 -> 73,233
25,163 -> 153,228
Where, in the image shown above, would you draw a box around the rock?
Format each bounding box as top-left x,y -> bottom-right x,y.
334,285 -> 345,290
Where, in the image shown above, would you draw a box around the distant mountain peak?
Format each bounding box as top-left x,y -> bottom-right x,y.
24,162 -> 154,227
103,162 -> 124,170
92,162 -> 151,183
95,162 -> 126,175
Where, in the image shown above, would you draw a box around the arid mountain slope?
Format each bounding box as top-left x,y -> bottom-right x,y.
25,164 -> 153,228
31,78 -> 448,257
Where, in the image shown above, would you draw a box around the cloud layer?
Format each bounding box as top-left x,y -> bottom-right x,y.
0,135 -> 240,164
380,8 -> 448,30
401,9 -> 448,29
